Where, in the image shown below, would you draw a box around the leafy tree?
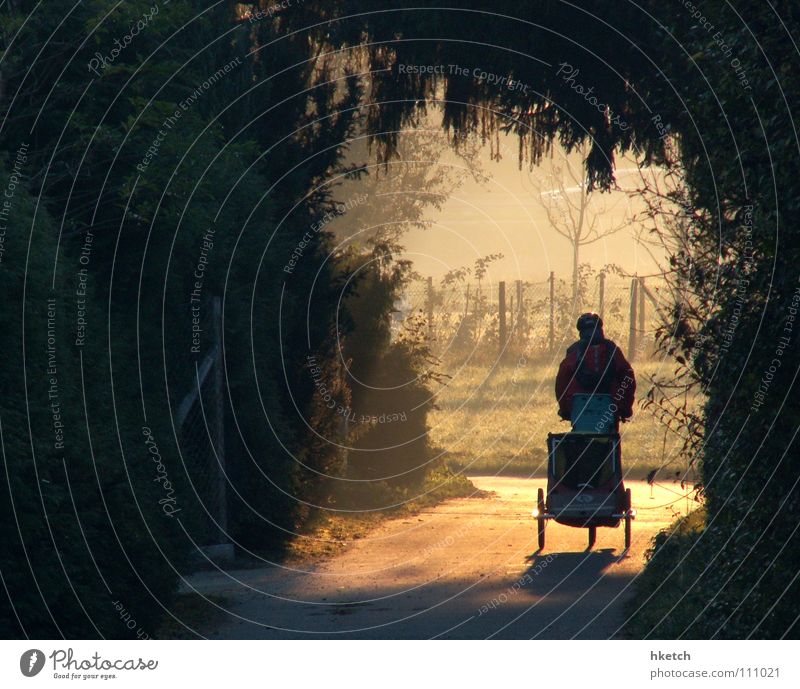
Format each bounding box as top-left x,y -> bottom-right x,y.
0,0 -> 364,635
328,127 -> 484,243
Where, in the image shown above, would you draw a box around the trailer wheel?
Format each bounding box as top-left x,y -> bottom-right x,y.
588,525 -> 597,550
537,488 -> 546,550
624,488 -> 633,549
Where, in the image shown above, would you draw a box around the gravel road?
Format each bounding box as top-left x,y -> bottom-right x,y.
186,477 -> 686,639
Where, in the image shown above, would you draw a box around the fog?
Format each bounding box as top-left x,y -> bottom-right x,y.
330,131 -> 666,282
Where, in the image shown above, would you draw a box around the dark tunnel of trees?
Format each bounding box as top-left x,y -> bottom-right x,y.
1,1 -> 798,638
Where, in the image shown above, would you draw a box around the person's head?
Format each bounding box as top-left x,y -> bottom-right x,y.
576,312 -> 604,341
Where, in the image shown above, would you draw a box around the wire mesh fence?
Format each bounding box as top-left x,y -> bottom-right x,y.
395,272 -> 667,360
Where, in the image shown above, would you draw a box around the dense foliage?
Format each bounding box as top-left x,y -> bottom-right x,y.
2,0 -> 798,639
0,0 -> 450,638
621,2 -> 800,639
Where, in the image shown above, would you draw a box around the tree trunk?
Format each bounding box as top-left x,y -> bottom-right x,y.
571,242 -> 580,315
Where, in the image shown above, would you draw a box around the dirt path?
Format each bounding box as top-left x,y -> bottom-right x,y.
187,477 -> 687,639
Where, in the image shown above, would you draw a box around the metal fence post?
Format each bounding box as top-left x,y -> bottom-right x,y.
211,296 -> 228,538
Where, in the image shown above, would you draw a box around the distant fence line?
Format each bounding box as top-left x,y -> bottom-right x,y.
396,272 -> 666,360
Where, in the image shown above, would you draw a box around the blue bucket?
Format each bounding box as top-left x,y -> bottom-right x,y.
571,393 -> 616,433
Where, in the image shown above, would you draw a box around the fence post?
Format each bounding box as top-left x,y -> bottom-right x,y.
211,296 -> 228,536
509,294 -> 514,337
516,280 -> 523,335
599,271 -> 606,320
549,271 -> 555,354
628,278 -> 638,361
638,276 -> 646,355
426,276 -> 434,340
499,281 -> 507,358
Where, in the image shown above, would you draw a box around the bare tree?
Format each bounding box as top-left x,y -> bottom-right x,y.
530,144 -> 629,312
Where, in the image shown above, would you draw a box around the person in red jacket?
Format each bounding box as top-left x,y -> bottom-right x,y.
555,312 -> 636,425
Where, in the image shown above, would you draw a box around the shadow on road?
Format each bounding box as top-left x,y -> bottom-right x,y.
496,547 -> 635,639
192,551 -> 638,640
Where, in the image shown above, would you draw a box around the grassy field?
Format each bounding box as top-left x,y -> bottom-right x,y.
429,355 -> 701,479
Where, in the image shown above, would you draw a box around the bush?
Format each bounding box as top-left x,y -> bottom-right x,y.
336,240 -> 448,497
0,168 -> 188,639
624,509 -> 708,638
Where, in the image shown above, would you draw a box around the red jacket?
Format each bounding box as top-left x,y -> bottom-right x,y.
555,338 -> 636,419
